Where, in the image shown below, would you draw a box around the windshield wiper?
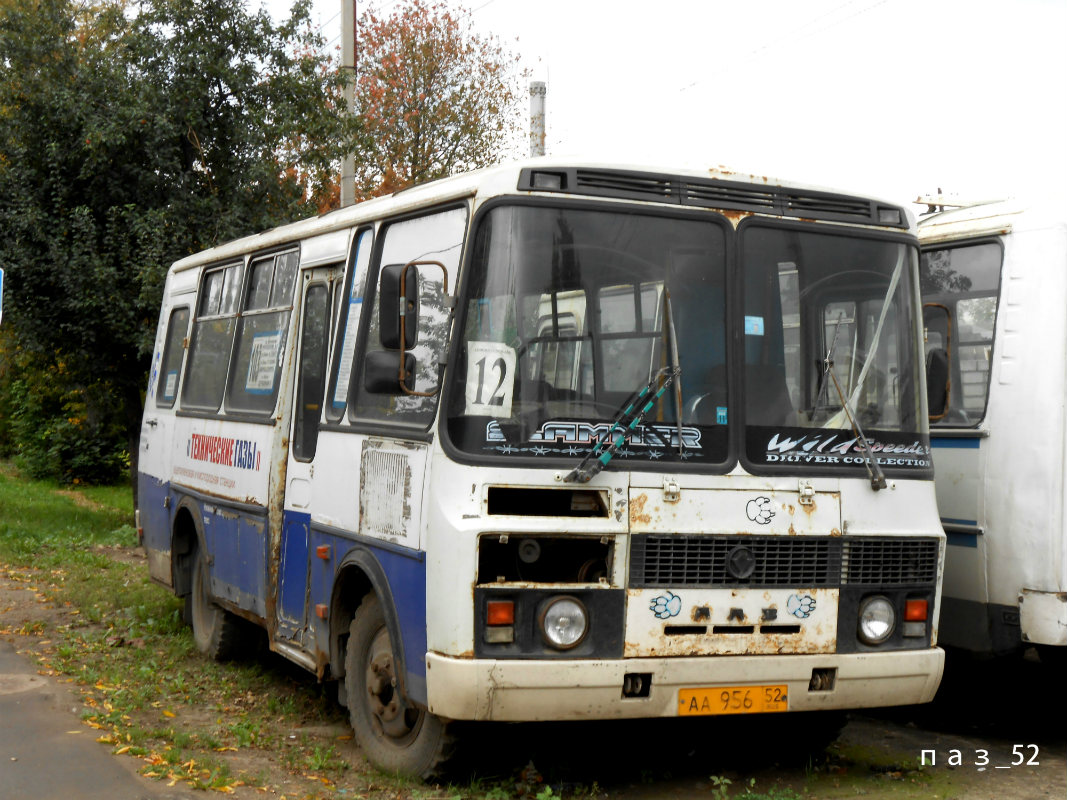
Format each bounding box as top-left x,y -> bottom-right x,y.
664,289 -> 684,456
564,367 -> 679,484
822,312 -> 887,491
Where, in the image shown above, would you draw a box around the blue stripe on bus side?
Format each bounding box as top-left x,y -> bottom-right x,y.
930,437 -> 981,449
302,520 -> 428,703
946,532 -> 979,548
137,471 -> 172,563
140,490 -> 429,700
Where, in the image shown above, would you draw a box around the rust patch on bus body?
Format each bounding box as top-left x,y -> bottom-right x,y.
629,492 -> 651,527
721,209 -> 752,227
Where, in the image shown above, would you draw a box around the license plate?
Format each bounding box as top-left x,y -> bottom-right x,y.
678,685 -> 789,716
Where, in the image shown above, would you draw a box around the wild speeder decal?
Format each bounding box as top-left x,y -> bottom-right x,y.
751,429 -> 931,470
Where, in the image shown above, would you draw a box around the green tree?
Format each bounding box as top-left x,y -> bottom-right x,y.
0,0 -> 356,486
354,0 -> 526,198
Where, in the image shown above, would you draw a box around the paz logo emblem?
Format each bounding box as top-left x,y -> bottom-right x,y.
726,545 -> 757,580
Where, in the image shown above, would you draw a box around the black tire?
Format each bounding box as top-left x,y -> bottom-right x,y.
345,595 -> 453,779
189,550 -> 243,661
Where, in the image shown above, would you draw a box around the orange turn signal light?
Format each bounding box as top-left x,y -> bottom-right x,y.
487,600 -> 515,626
904,598 -> 928,621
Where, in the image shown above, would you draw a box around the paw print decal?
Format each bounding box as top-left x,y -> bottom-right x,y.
650,591 -> 682,619
746,496 -> 776,525
787,594 -> 816,619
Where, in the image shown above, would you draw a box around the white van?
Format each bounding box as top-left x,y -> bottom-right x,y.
919,196 -> 1067,659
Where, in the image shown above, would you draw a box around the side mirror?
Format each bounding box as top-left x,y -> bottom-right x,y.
364,351 -> 416,394
375,259 -> 451,397
379,264 -> 419,350
922,303 -> 952,420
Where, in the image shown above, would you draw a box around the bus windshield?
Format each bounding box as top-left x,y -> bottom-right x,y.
741,225 -> 927,472
446,204 -> 927,475
446,204 -> 729,466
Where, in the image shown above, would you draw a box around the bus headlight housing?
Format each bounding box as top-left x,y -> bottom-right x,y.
857,595 -> 896,645
540,596 -> 588,650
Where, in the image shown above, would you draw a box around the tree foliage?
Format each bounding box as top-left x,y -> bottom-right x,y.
0,0 -> 528,486
354,0 -> 526,198
0,0 -> 356,484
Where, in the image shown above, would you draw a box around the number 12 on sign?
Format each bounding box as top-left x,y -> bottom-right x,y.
464,341 -> 517,417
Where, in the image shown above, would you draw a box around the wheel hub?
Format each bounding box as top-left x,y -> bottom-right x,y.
365,630 -> 419,739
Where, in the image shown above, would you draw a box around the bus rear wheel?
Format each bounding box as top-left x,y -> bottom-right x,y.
189,550 -> 243,661
345,595 -> 452,779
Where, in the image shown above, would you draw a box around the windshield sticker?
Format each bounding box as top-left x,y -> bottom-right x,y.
245,330 -> 282,394
482,419 -> 702,458
164,370 -> 179,400
744,315 -> 765,336
332,299 -> 362,407
716,406 -> 728,425
464,341 -> 517,417
755,430 -> 931,469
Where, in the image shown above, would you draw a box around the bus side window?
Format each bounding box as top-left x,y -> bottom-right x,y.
182,263 -> 241,411
156,306 -> 190,408
353,207 -> 468,428
225,250 -> 299,416
293,284 -> 330,461
326,228 -> 374,422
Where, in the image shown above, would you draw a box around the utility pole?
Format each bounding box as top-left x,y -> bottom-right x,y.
529,81 -> 546,158
340,0 -> 357,207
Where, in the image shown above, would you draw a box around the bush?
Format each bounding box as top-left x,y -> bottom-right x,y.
0,340 -> 127,484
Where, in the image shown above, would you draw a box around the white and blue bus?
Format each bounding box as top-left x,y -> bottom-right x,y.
138,160 -> 945,777
920,196 -> 1067,660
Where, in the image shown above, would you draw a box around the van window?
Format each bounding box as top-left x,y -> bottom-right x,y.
920,242 -> 1002,425
226,250 -> 299,415
353,207 -> 467,428
156,306 -> 190,408
182,263 -> 241,411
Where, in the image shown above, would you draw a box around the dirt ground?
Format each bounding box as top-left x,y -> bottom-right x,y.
1,549 -> 1065,799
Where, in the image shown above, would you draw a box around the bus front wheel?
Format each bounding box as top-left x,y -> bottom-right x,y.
190,551 -> 243,661
345,595 -> 452,778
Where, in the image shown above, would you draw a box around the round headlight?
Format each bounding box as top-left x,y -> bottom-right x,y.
540,596 -> 588,650
858,595 -> 896,645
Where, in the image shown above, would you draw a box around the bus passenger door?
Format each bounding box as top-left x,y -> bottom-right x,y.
277,265 -> 339,647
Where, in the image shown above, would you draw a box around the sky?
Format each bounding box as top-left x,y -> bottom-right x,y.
273,0 -> 1067,211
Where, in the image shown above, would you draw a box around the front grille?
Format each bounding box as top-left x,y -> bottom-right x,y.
630,535 -> 940,588
842,538 -> 940,585
630,535 -> 841,588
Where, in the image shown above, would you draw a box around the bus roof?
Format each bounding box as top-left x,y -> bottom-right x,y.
171,158 -> 915,273
918,196 -> 1067,245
